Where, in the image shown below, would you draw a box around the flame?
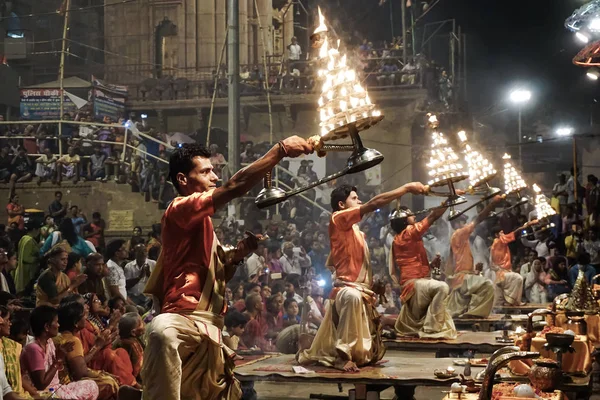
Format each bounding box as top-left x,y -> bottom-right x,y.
457,130 -> 467,142
502,153 -> 511,160
314,7 -> 328,35
532,183 -> 541,193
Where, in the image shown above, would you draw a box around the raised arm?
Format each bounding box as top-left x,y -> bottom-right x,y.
212,136 -> 313,210
425,205 -> 448,226
360,182 -> 427,217
474,195 -> 502,226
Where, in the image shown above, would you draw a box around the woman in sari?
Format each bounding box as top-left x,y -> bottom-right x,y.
21,305 -> 98,399
79,293 -> 137,388
112,312 -> 145,382
40,219 -> 93,258
6,193 -> 24,230
524,259 -> 548,303
0,306 -> 37,398
55,301 -> 120,399
36,247 -> 87,307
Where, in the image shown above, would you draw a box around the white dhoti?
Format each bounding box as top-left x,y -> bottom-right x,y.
447,274 -> 495,318
494,271 -> 524,306
141,311 -> 242,400
297,286 -> 385,368
395,278 -> 457,339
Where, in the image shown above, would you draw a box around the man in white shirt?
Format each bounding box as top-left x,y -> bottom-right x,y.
279,242 -> 311,276
245,242 -> 266,280
288,37 -> 302,61
584,228 -> 600,271
520,251 -> 537,279
124,244 -> 156,307
104,239 -> 130,303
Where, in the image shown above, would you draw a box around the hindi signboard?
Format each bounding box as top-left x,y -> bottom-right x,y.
19,89 -> 78,120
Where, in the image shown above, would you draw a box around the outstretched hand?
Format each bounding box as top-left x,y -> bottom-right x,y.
281,136 -> 314,158
403,182 -> 428,195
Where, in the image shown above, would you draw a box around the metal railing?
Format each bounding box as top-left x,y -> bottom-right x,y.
101,57 -> 423,102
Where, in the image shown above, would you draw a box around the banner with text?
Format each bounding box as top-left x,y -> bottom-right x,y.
19,89 -> 78,120
91,88 -> 126,121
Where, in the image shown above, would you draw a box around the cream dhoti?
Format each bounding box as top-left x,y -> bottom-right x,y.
297,283 -> 385,368
447,273 -> 495,318
142,311 -> 241,400
395,278 -> 457,339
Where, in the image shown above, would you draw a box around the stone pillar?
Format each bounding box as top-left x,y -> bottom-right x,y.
284,2 -> 294,58
215,0 -> 227,69
197,0 -> 216,70
196,108 -> 204,131
239,0 -> 249,67
255,0 -> 273,64
184,0 -> 197,70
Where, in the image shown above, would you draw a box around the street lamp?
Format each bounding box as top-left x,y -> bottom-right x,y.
556,127 -> 574,136
510,89 -> 532,166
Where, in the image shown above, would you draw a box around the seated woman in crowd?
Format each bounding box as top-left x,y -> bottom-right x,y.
36,247 -> 87,307
21,305 -> 99,399
78,253 -> 108,302
112,312 -> 145,382
525,258 -> 548,303
79,293 -> 137,388
0,249 -> 17,295
55,301 -> 120,399
378,281 -> 400,314
0,306 -> 37,398
545,256 -> 571,300
66,253 -> 84,283
40,219 -> 93,258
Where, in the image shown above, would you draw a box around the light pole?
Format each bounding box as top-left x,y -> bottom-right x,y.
509,89 -> 532,167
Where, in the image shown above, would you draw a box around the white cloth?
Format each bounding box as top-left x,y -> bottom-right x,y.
105,259 -> 127,300
245,253 -> 265,278
288,43 -> 302,60
0,355 -> 13,398
124,258 -> 156,296
0,273 -> 9,293
525,271 -> 548,303
495,271 -> 524,306
279,254 -> 311,275
553,182 -> 568,205
447,274 -> 495,318
520,262 -> 531,279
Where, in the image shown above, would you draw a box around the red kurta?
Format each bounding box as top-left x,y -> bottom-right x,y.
160,190 -> 226,315
391,218 -> 431,302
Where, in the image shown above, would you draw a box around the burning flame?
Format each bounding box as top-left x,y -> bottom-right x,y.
426,131 -> 467,185
503,153 -> 527,194
313,7 -> 328,35
532,183 -> 557,218
314,8 -> 380,137
457,130 -> 497,188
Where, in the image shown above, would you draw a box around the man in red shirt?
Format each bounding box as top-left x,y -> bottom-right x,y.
390,206 -> 456,339
298,182 -> 427,372
141,137 -> 313,400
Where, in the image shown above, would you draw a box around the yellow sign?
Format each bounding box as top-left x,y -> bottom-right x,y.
108,210 -> 134,231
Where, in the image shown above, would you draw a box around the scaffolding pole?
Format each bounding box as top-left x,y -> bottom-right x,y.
58,0 -> 72,157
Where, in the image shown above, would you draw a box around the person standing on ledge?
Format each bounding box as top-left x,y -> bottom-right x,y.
142,137 -> 313,400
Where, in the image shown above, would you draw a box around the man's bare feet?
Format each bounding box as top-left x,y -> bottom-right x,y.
334,359 -> 359,372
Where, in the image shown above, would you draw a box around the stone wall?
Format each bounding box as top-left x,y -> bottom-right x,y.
1,182 -> 164,239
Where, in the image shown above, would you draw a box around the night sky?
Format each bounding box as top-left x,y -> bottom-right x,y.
322,0 -> 596,123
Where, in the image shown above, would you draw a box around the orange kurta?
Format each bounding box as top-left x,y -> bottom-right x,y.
490,231 -> 516,282
391,218 -> 431,302
328,207 -> 370,293
448,222 -> 476,289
